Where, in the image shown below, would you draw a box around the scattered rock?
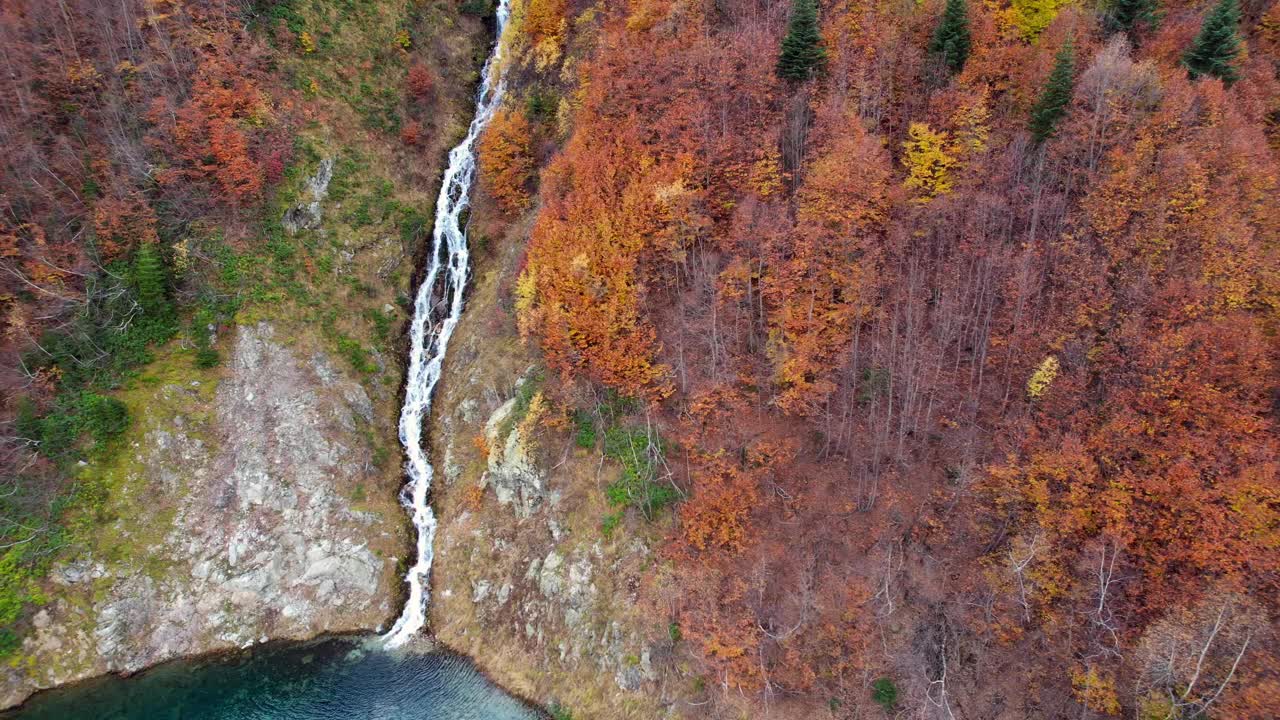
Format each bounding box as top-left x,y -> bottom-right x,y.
472,579 -> 491,604
538,551 -> 564,597
483,398 -> 544,517
50,560 -> 101,586
281,158 -> 334,235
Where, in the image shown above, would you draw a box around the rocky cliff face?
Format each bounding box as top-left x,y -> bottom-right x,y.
1,322 -> 406,709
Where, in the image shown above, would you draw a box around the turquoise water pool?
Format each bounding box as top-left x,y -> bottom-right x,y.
4,637 -> 542,720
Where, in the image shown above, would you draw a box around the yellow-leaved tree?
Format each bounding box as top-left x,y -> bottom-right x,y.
949,88 -> 992,155
1026,355 -> 1060,399
1007,0 -> 1073,41
902,122 -> 956,200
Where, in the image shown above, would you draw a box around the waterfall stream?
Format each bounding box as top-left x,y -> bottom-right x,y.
383,0 -> 512,649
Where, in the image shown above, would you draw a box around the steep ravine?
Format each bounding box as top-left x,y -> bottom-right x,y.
388,4 -> 669,713
383,0 -> 514,649
3,3 -> 658,714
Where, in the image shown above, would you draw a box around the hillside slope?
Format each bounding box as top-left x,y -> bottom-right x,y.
435,0 -> 1280,717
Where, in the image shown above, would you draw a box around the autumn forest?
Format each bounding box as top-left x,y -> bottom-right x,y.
499,0 -> 1279,715
2,0 -> 1279,717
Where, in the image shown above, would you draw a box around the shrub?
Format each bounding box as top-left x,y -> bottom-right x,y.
81,394 -> 129,448
21,392 -> 128,459
498,370 -> 546,439
604,425 -> 678,518
460,0 -> 494,16
399,208 -> 431,248
0,545 -> 52,659
572,410 -> 596,448
407,64 -> 434,100
857,367 -> 890,404
598,389 -> 638,423
0,550 -> 33,628
14,398 -> 41,446
872,677 -> 898,712
0,629 -> 20,658
335,335 -> 378,374
400,120 -> 424,146
600,512 -> 622,537
191,305 -> 222,369
366,308 -> 393,347
525,89 -> 557,123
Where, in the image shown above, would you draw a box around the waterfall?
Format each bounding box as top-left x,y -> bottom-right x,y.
383,0 -> 512,649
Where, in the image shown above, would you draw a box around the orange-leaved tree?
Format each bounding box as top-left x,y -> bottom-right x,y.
764,122 -> 893,415
478,107 -> 534,214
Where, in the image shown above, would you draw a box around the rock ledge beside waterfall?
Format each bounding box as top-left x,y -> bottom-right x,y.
425,209 -> 669,718
1,322 -> 405,710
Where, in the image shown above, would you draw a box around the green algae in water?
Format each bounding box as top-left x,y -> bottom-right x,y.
4,637 -> 543,720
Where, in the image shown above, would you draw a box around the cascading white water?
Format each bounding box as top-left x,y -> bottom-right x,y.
383,0 -> 512,649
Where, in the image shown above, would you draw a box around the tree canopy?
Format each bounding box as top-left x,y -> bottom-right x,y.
1184,0 -> 1242,84
929,0 -> 972,75
777,0 -> 828,81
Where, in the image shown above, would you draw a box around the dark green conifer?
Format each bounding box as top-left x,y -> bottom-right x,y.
1106,0 -> 1157,38
131,242 -> 168,317
82,393 -> 129,447
1183,0 -> 1242,84
777,0 -> 828,81
1028,40 -> 1076,144
929,0 -> 972,75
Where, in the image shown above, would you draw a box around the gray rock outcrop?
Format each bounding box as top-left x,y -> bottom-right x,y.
1,322 -> 402,709
281,158 -> 334,235
482,396 -> 544,518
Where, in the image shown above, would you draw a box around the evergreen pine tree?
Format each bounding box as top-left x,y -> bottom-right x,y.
1183,0 -> 1242,84
1106,0 -> 1156,38
929,0 -> 972,75
777,0 -> 828,81
1028,40 -> 1076,144
132,242 -> 169,317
